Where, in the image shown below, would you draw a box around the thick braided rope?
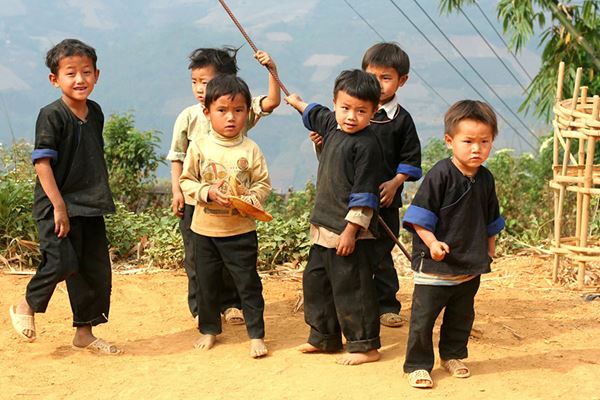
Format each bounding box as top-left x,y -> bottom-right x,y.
218,0 -> 291,96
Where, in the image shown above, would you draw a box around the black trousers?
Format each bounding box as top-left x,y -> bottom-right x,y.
180,204 -> 241,317
303,241 -> 381,353
403,276 -> 481,373
372,207 -> 401,314
26,216 -> 112,327
193,231 -> 264,339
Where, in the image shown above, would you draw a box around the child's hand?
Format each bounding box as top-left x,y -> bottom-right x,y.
309,131 -> 323,146
379,179 -> 400,208
430,240 -> 449,261
53,207 -> 70,238
255,50 -> 276,70
172,190 -> 185,217
336,223 -> 359,256
208,180 -> 231,207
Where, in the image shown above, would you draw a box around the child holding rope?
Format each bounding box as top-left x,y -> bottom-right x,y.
285,70 -> 384,365
167,46 -> 280,326
310,42 -> 422,328
179,74 -> 272,358
402,100 -> 505,388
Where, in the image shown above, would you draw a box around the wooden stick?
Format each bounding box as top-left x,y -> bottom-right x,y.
378,216 -> 411,261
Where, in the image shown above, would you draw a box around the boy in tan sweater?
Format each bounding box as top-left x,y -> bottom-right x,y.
180,74 -> 272,358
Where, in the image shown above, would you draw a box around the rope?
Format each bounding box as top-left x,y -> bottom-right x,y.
217,0 -> 290,96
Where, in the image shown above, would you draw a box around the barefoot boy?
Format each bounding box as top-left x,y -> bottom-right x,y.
286,70 -> 384,365
309,43 -> 422,328
179,74 -> 273,358
9,38 -> 120,354
402,100 -> 505,387
167,47 -> 280,325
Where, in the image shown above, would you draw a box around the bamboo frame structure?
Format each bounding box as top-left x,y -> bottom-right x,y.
550,62 -> 600,289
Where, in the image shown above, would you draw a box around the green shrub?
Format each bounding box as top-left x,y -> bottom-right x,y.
104,112 -> 164,210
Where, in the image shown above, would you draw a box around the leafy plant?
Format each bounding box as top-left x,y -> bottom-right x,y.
103,112 -> 164,210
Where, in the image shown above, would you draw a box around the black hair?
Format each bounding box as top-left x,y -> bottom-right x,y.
45,38 -> 97,75
188,46 -> 239,75
204,74 -> 251,110
333,69 -> 381,109
444,100 -> 498,139
361,42 -> 410,77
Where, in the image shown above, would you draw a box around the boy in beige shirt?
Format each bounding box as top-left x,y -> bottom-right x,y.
180,74 -> 272,358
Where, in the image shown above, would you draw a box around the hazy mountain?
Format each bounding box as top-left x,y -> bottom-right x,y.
0,0 -> 545,190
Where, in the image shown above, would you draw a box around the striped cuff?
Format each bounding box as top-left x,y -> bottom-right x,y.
396,164 -> 422,181
402,205 -> 438,233
302,103 -> 319,131
487,216 -> 505,236
348,192 -> 378,209
31,149 -> 58,164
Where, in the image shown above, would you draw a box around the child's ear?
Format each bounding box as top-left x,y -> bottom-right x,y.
94,69 -> 100,83
48,73 -> 59,88
398,74 -> 409,87
444,133 -> 453,149
203,106 -> 210,120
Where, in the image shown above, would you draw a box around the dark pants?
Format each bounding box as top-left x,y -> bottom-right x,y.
303,241 -> 381,353
373,207 -> 401,314
180,204 -> 241,317
403,276 -> 481,373
26,216 -> 112,327
193,231 -> 264,339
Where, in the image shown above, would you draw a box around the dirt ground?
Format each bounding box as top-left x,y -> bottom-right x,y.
1,255 -> 600,400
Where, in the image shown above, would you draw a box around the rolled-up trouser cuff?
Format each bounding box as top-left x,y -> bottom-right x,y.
73,313 -> 109,328
308,328 -> 343,352
346,336 -> 381,353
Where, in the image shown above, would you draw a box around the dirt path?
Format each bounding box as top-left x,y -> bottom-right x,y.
2,256 -> 600,400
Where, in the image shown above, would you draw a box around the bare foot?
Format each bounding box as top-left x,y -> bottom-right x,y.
194,334 -> 216,350
250,338 -> 268,358
296,343 -> 321,353
336,349 -> 380,365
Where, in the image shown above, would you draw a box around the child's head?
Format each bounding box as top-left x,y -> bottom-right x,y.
46,39 -> 99,104
188,46 -> 239,105
203,74 -> 251,138
444,100 -> 498,175
332,69 -> 380,134
362,42 -> 410,105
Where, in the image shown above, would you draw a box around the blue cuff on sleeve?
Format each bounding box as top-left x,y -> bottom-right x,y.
348,192 -> 378,209
31,149 -> 58,165
402,205 -> 438,233
302,103 -> 319,131
396,164 -> 422,181
487,216 -> 505,236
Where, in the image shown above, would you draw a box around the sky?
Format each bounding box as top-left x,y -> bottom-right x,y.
0,0 -> 548,190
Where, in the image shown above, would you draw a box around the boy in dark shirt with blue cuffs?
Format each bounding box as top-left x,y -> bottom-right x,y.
9,39 -> 119,355
402,100 -> 505,388
286,70 -> 384,366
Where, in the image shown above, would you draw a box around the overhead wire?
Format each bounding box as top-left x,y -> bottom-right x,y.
387,0 -> 537,151
456,5 -> 529,92
343,0 -> 451,107
473,1 -> 534,82
408,0 -> 537,140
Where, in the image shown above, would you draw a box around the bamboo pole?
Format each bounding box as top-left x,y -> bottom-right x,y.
552,62 -> 565,281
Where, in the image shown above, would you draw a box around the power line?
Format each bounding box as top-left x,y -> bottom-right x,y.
407,0 -> 538,142
457,5 -> 528,92
473,1 -> 534,82
387,0 -> 537,151
343,0 -> 451,107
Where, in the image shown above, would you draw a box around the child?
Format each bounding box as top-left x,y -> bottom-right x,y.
310,43 -> 422,328
285,70 -> 384,365
401,100 -> 505,388
363,42 -> 422,327
167,47 -> 280,325
179,74 -> 272,358
8,38 -> 120,354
